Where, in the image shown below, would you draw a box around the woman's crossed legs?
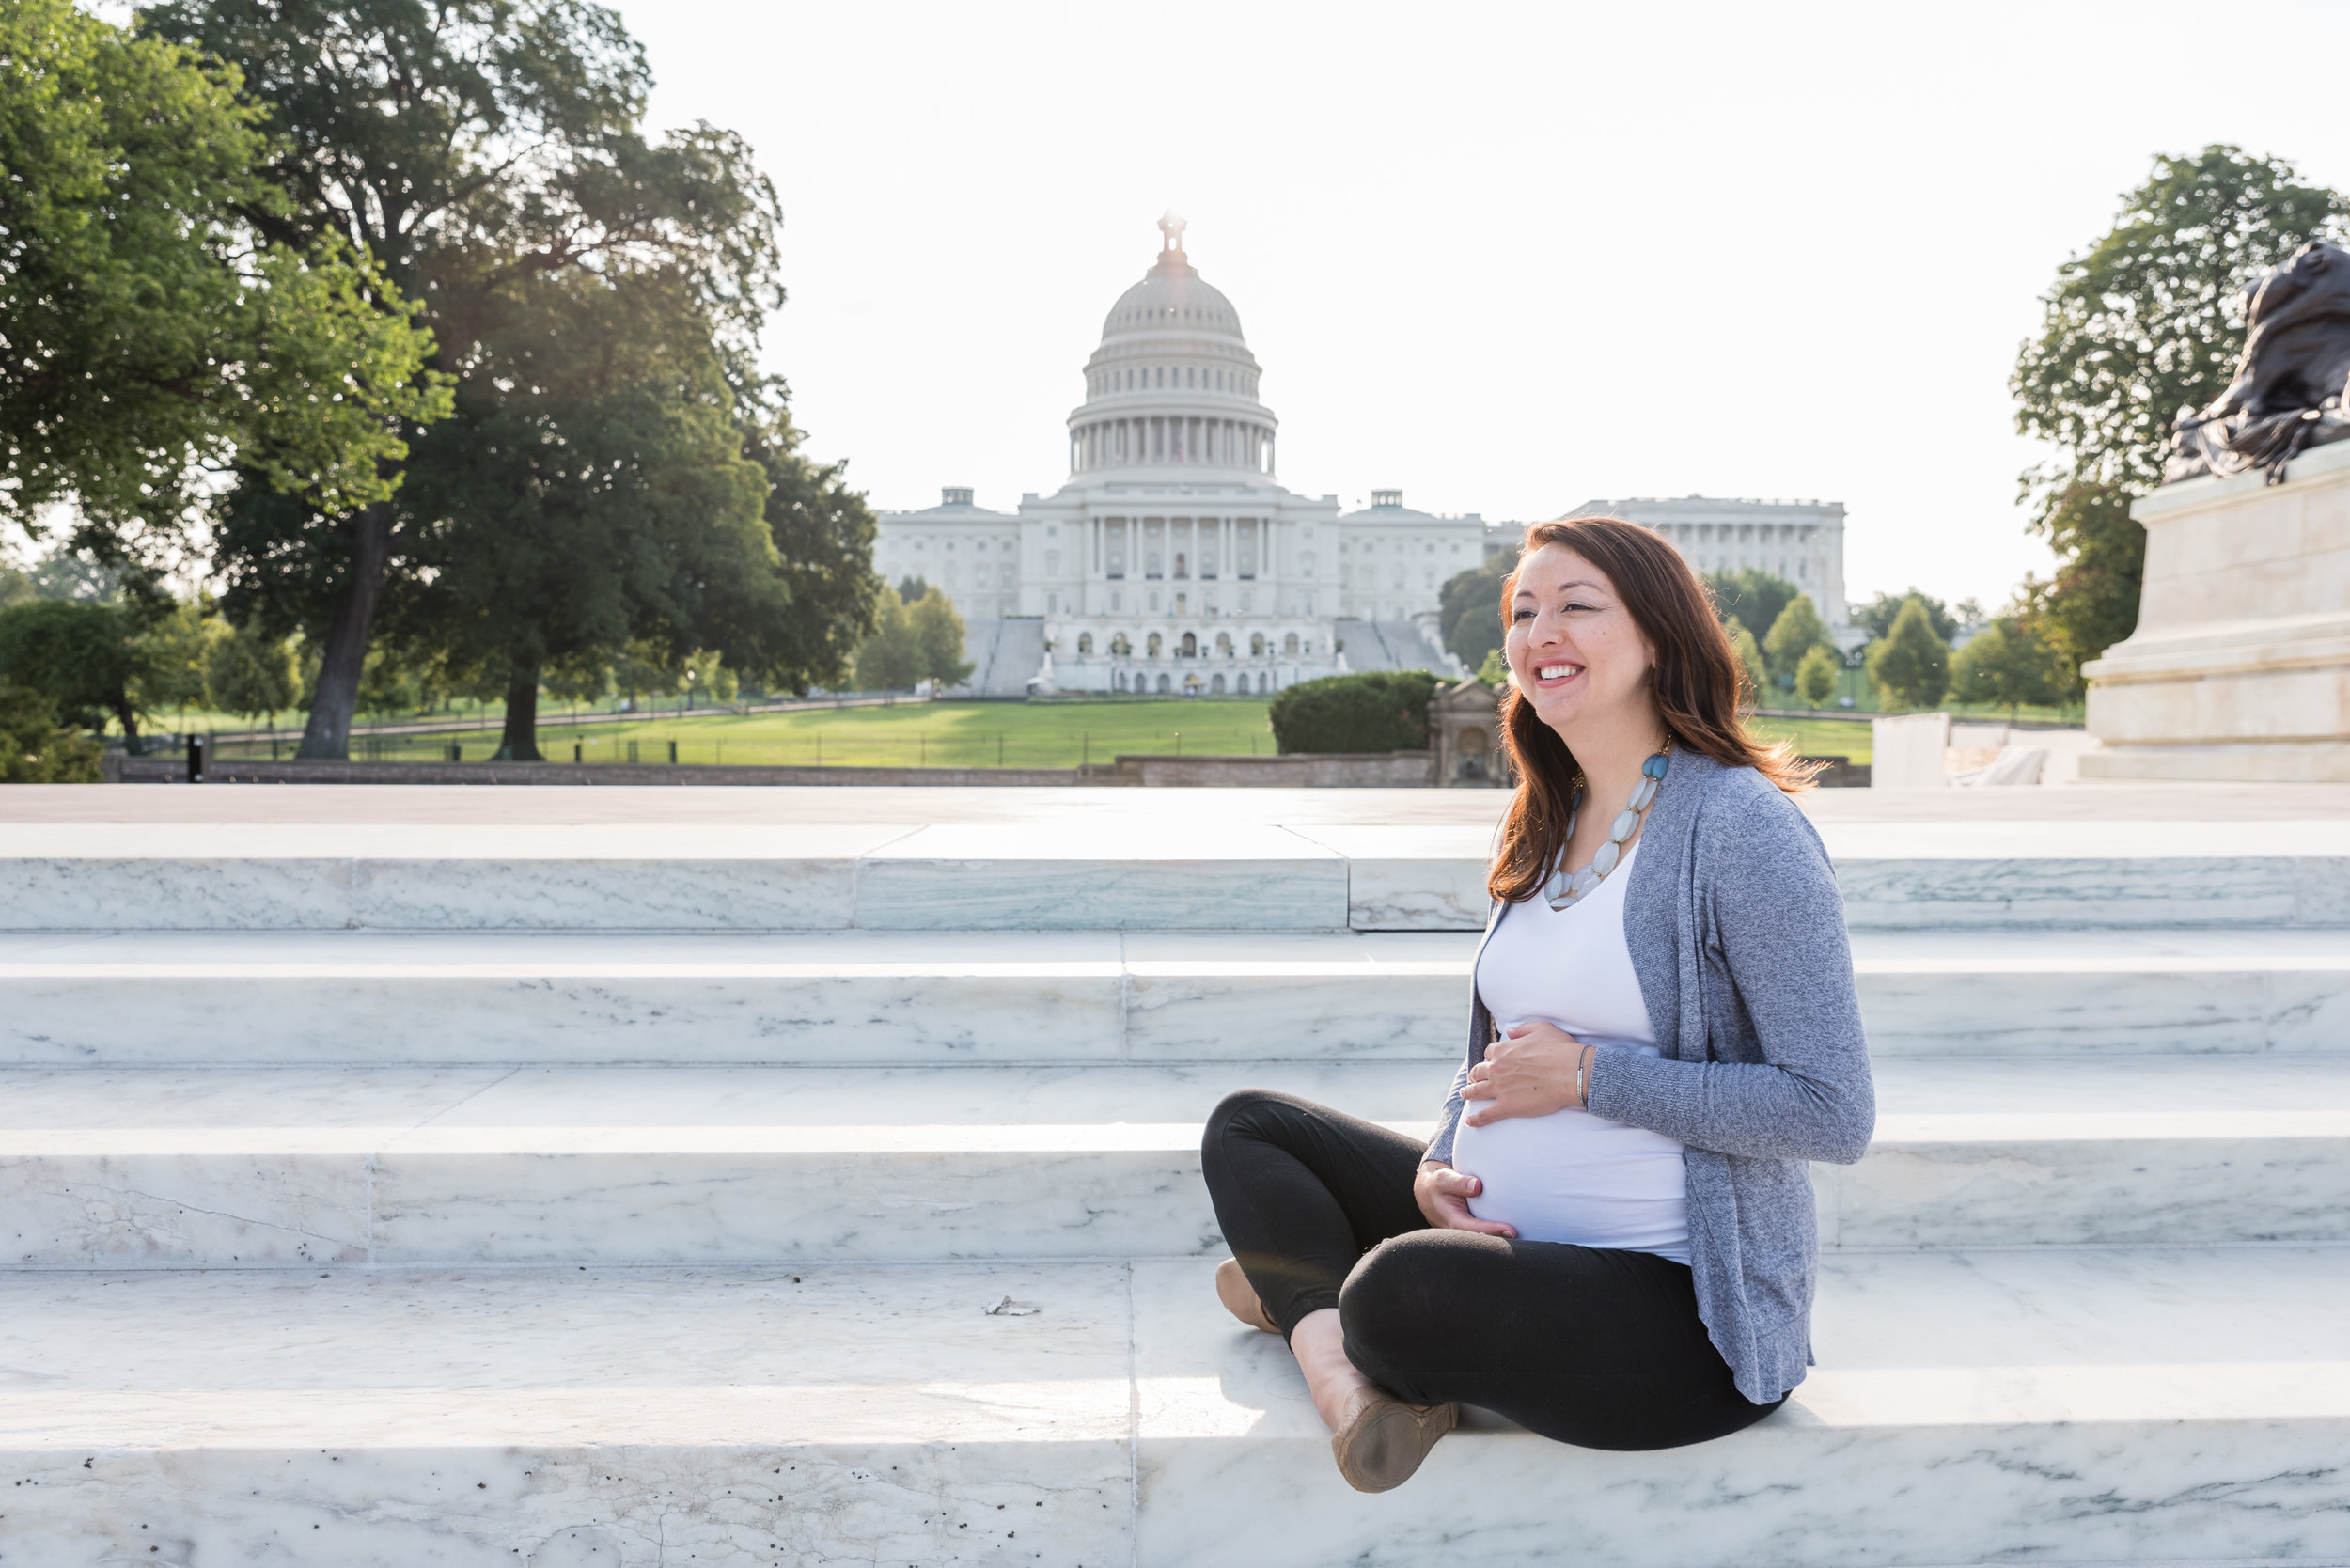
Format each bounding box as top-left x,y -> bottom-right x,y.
1200,1087 -> 1779,1451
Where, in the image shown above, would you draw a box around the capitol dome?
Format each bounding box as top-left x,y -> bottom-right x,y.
1068,213 -> 1277,478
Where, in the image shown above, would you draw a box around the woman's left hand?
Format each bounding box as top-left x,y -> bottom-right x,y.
1462,1021 -> 1590,1126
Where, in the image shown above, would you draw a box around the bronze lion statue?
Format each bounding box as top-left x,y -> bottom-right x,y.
2167,239 -> 2350,484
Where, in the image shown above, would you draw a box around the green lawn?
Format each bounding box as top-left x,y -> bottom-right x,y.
216,697 -> 1279,770
201,696 -> 1881,770
1749,715 -> 1873,764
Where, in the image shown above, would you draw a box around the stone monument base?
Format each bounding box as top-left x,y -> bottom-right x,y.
2082,438 -> 2350,783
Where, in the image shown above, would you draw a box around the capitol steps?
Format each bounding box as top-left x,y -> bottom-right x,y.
2,795 -> 2349,1563
3,926 -> 2348,1066
3,1057 -> 2349,1271
7,818 -> 2350,932
0,1249 -> 2345,1567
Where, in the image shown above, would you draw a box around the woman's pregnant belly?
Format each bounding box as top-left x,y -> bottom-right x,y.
1452,1098 -> 1690,1262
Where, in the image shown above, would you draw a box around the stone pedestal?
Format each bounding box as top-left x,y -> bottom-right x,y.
2081,437 -> 2350,782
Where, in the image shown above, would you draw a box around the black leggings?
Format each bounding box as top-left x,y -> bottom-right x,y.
1200,1088 -> 1784,1451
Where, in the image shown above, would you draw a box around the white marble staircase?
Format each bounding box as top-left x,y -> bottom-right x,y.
1,798 -> 2347,1566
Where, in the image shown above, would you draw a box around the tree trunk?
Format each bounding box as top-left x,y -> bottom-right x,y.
297,503 -> 390,760
496,664 -> 542,761
112,697 -> 142,755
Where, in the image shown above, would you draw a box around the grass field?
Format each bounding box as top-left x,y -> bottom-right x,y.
206,697 -> 1886,769
217,697 -> 1281,769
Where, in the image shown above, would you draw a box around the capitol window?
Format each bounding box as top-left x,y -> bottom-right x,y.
1283,633 -> 1299,656
1148,633 -> 1163,657
1250,633 -> 1265,656
1078,633 -> 1093,654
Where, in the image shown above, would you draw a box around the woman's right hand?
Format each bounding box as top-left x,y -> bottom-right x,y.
1414,1160 -> 1517,1237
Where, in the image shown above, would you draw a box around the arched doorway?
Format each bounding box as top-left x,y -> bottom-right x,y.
1211,673 -> 1226,694
1155,673 -> 1171,693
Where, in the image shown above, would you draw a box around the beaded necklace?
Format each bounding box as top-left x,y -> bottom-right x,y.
1543,737 -> 1673,911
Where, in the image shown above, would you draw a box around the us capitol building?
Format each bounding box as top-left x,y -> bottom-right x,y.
874,216 -> 1485,695
874,216 -> 1855,694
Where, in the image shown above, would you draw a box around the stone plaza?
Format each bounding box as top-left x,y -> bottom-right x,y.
0,777 -> 2347,1563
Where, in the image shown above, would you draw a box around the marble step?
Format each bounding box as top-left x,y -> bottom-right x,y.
7,820 -> 2349,933
5,926 -> 2346,1067
1,1247 -> 2345,1566
2,1057 -> 2345,1268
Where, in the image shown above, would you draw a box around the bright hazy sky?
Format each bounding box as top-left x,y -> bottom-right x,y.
613,0 -> 2350,612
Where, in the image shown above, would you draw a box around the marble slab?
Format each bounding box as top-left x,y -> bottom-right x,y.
9,926 -> 2342,1068
0,1261 -> 1135,1566
854,823 -> 1350,931
1281,824 -> 1498,931
3,1055 -> 2345,1264
1133,1247 -> 2350,1566
8,816 -> 2350,933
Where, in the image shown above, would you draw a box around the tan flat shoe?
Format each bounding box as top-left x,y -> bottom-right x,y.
1330,1384 -> 1457,1494
1214,1258 -> 1279,1334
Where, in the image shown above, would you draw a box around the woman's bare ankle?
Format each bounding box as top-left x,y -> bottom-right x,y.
1288,1308 -> 1375,1432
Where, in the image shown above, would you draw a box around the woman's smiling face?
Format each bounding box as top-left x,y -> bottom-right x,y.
1505,543 -> 1656,734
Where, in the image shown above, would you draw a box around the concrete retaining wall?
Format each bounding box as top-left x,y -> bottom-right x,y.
107,756 -> 1089,788
1080,751 -> 1437,787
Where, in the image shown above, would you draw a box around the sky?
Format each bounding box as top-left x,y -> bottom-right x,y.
607,0 -> 2350,613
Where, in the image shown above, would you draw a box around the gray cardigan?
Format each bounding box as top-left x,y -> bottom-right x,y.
1426,748 -> 1875,1404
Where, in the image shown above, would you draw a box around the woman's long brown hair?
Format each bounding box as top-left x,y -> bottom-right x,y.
1488,516 -> 1817,903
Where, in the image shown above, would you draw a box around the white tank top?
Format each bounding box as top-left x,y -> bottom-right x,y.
1452,841 -> 1690,1263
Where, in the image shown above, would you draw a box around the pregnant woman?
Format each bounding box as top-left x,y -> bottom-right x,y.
1201,515 -> 1875,1492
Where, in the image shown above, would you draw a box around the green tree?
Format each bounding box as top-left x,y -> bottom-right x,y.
853,588 -> 924,692
1724,617 -> 1768,704
909,587 -> 974,688
1866,597 -> 1950,711
1794,644 -> 1841,709
152,0 -> 780,760
133,600 -> 224,722
1706,569 -> 1797,644
0,0 -> 441,585
1762,593 -> 1830,684
0,599 -> 155,745
203,619 -> 301,726
1439,553 -> 1514,667
738,393 -> 882,693
1852,589 -> 1960,646
2012,147 -> 2347,665
391,266 -> 783,760
1475,646 -> 1508,687
1948,617 -> 2064,715
0,679 -> 103,781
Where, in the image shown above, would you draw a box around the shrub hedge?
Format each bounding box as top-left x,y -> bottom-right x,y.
1267,670 -> 1441,754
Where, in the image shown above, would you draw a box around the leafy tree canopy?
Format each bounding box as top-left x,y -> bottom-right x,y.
1948,616 -> 2066,715
1852,588 -> 1960,647
1794,644 -> 1841,709
1865,597 -> 1950,712
0,598 -> 156,745
1,0 -> 443,580
1439,553 -> 1513,667
386,263 -> 779,759
1762,593 -> 1830,682
0,677 -> 102,781
1704,570 -> 1796,647
148,0 -> 791,757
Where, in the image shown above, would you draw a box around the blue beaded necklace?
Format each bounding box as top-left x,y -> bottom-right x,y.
1543,737 -> 1673,911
